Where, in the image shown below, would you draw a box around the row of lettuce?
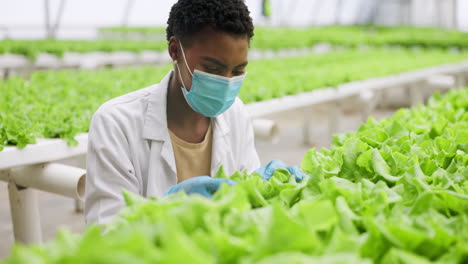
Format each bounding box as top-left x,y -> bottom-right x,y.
0,40 -> 168,61
251,26 -> 468,50
4,88 -> 468,264
2,26 -> 468,60
82,25 -> 468,50
1,48 -> 468,150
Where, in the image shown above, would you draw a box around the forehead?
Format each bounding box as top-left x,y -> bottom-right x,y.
183,27 -> 249,66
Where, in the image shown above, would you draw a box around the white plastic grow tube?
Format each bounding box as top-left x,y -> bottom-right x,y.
0,163 -> 85,244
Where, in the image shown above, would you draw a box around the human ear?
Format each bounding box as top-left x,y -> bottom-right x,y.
168,36 -> 179,62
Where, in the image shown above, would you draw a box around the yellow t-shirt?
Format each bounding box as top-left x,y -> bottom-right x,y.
169,123 -> 213,183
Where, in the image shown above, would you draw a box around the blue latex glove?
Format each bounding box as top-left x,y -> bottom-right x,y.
163,176 -> 236,198
254,160 -> 309,182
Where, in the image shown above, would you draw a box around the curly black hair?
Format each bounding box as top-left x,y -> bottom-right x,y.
166,0 -> 254,44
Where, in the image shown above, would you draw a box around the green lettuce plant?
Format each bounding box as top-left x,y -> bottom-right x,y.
3,89 -> 467,264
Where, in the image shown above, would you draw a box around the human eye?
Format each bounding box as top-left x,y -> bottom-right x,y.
201,64 -> 221,74
233,71 -> 244,76
233,68 -> 246,76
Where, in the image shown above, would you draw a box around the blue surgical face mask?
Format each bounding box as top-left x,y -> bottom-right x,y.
175,42 -> 246,117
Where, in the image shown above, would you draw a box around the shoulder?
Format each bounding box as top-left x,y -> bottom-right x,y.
89,85 -> 161,138
93,71 -> 172,126
95,84 -> 155,118
91,83 -> 161,128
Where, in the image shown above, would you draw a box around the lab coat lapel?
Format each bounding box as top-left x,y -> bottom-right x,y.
143,71 -> 177,195
211,113 -> 234,176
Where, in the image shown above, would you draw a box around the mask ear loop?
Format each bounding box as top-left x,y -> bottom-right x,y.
174,60 -> 188,90
174,41 -> 193,90
174,44 -> 197,111
178,41 -> 193,77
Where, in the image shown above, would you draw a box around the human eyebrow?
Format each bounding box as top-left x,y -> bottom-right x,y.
234,61 -> 248,68
200,56 -> 228,68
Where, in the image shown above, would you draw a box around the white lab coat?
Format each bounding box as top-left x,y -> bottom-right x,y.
84,70 -> 260,225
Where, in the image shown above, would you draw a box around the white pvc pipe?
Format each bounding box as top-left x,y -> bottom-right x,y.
7,163 -> 85,200
0,170 -> 7,181
8,183 -> 42,244
57,155 -> 87,212
358,90 -> 377,123
302,108 -> 312,145
408,82 -> 424,106
0,133 -> 88,171
328,101 -> 341,138
74,198 -> 84,213
426,74 -> 455,88
252,119 -> 279,143
454,73 -> 467,89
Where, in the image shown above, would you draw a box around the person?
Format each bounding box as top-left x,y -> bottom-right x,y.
84,0 -> 306,225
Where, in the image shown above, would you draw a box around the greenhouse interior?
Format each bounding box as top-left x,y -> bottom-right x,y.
1,0 -> 468,263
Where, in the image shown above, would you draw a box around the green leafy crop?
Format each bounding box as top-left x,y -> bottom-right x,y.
251,26 -> 468,50
2,49 -> 467,150
3,26 -> 468,59
3,89 -> 467,264
0,40 -> 168,61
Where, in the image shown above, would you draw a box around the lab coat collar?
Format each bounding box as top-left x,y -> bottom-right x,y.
142,70 -> 231,141
142,70 -> 232,177
142,71 -> 172,141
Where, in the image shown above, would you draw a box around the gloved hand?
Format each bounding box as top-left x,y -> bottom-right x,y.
254,160 -> 309,182
163,176 -> 236,198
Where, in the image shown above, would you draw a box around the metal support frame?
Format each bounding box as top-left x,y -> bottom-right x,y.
43,0 -> 67,39
334,0 -> 344,24
121,0 -> 135,28
50,0 -> 67,38
44,0 -> 51,38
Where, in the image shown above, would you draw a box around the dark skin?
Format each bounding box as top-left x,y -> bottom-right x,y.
167,27 -> 249,144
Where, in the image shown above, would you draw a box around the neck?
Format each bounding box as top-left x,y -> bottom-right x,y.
167,71 -> 209,129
